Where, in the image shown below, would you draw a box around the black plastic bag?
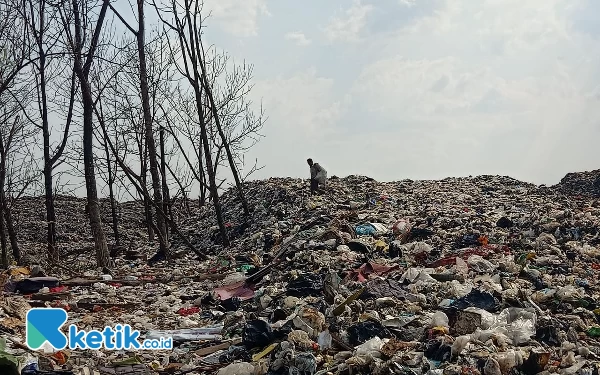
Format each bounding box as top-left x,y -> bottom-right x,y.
286,274 -> 323,297
424,340 -> 452,362
496,217 -> 514,228
450,289 -> 499,312
346,240 -> 372,254
347,320 -> 391,346
242,319 -> 274,349
15,277 -> 60,294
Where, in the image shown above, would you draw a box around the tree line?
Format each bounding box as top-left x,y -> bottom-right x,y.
0,0 -> 264,268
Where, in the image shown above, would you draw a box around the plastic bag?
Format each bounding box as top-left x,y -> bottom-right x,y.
531,288 -> 556,303
455,257 -> 469,276
15,277 -> 60,294
242,320 -> 274,349
494,308 -> 537,345
464,307 -> 496,329
467,255 -> 497,273
217,362 -> 255,375
286,273 -> 323,297
355,224 -> 377,236
451,289 -> 499,312
430,311 -> 449,328
483,358 -> 501,375
347,320 -> 390,346
449,280 -> 473,298
556,285 -> 583,301
318,330 -> 332,349
355,337 -> 383,356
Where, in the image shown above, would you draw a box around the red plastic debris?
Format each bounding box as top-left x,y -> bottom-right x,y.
49,286 -> 68,293
177,307 -> 200,316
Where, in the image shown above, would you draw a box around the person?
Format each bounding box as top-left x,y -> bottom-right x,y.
307,158 -> 327,194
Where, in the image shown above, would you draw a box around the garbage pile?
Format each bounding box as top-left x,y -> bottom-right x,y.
2,173 -> 600,375
554,169 -> 600,197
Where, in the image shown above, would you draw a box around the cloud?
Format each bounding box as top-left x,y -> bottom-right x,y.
398,0 -> 417,6
324,0 -> 373,43
345,0 -> 600,183
252,68 -> 345,137
202,0 -> 270,37
284,31 -> 311,46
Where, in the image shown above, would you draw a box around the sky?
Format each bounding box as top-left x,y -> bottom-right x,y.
195,0 -> 600,186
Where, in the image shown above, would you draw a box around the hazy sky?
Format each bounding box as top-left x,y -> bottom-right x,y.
197,0 -> 600,185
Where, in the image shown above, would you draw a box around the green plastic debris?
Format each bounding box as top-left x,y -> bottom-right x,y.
239,264 -> 254,273
587,326 -> 600,337
0,338 -> 19,375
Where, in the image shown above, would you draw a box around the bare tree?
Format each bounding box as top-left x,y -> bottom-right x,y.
19,0 -> 78,261
0,91 -> 35,266
153,0 -> 231,246
109,1 -> 170,257
0,1 -> 34,267
94,100 -> 121,253
57,0 -> 111,267
0,1 -> 30,96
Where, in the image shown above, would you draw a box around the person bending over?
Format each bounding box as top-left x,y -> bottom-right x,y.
307,158 -> 327,195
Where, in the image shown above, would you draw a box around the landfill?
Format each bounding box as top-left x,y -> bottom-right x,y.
3,170 -> 600,375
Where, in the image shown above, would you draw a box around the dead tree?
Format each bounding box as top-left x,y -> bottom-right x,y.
159,125 -> 171,239
0,1 -> 33,266
150,8 -> 264,215
95,100 -> 121,251
198,45 -> 249,216
0,95 -> 33,266
154,0 -> 230,246
109,1 -> 169,257
0,1 -> 30,95
57,0 -> 111,267
21,0 -> 77,261
94,101 -> 207,260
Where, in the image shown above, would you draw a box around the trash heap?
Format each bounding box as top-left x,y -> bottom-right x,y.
2,173 -> 600,375
553,169 -> 600,197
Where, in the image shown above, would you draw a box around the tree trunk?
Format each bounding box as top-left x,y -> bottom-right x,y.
198,137 -> 206,207
159,126 -> 170,240
80,79 -> 110,267
104,136 -> 120,248
39,38 -> 59,261
136,0 -> 168,257
71,0 -> 111,268
43,163 -> 57,260
200,64 -> 249,217
141,145 -> 153,241
3,198 -> 20,262
193,85 -> 229,246
0,149 -> 10,266
0,205 -> 6,268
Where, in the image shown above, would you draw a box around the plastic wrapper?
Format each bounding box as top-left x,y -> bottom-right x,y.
354,337 -> 384,356
430,311 -> 449,328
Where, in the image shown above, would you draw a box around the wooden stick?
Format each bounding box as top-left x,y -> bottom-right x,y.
61,273 -> 229,287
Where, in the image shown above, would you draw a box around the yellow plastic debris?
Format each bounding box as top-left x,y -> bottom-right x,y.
9,267 -> 29,276
374,240 -> 389,252
252,343 -> 278,362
